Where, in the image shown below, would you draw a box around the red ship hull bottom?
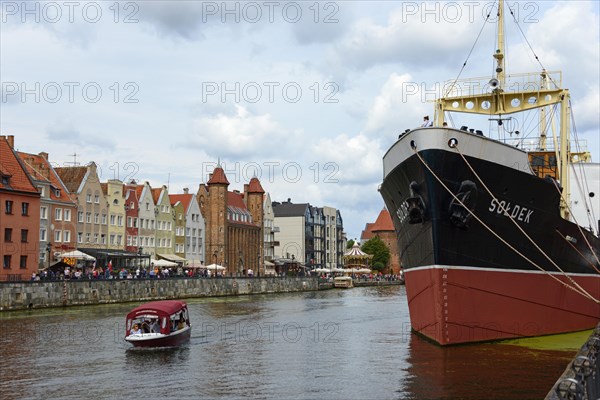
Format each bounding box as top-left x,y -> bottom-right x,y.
405,266 -> 600,345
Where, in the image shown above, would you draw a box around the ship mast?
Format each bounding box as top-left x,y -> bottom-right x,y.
434,0 -> 572,220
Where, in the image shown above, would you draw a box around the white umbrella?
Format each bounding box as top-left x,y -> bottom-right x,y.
150,258 -> 177,267
205,263 -> 225,271
59,250 -> 96,261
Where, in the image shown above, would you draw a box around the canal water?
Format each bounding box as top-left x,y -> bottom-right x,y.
0,286 -> 581,399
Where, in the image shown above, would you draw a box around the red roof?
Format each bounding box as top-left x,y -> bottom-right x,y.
16,151 -> 74,203
247,177 -> 265,194
207,166 -> 229,185
371,209 -> 394,232
151,188 -> 162,204
55,166 -> 87,193
126,300 -> 188,320
227,191 -> 248,210
361,223 -> 375,241
0,137 -> 38,193
169,193 -> 194,212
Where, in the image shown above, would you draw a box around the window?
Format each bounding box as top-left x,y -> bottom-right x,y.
85,232 -> 90,243
55,189 -> 61,197
93,233 -> 99,243
40,228 -> 47,241
40,206 -> 48,219
20,256 -> 27,269
54,230 -> 62,242
94,213 -> 99,224
130,202 -> 134,210
55,208 -> 62,221
22,202 -> 29,215
117,235 -> 122,245
3,255 -> 11,269
5,200 -> 13,214
127,236 -> 132,246
94,194 -> 100,204
110,214 -> 116,225
21,229 -> 28,242
102,214 -> 107,224
77,232 -> 83,243
110,234 -> 115,245
100,234 -> 106,245
117,216 -> 123,227
86,193 -> 92,203
4,228 -> 12,242
63,230 -> 71,242
78,211 -> 84,222
133,236 -> 138,246
38,186 -> 46,197
133,218 -> 138,228
127,217 -> 132,227
86,212 -> 92,223
64,209 -> 71,221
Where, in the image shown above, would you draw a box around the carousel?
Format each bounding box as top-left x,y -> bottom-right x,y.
343,242 -> 373,276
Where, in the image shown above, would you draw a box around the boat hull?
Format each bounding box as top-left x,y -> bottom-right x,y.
406,266 -> 600,345
126,328 -> 191,348
381,128 -> 600,345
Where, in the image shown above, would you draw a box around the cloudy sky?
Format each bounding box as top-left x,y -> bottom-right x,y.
1,0 -> 599,240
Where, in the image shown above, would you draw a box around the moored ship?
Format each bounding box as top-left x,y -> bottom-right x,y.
380,0 -> 600,345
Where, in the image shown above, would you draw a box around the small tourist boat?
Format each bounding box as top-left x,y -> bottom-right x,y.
124,300 -> 191,348
334,276 -> 354,289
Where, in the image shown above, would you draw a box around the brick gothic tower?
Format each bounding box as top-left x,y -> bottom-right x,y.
205,166 -> 229,267
245,177 -> 265,274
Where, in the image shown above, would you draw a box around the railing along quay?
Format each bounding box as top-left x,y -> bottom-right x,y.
546,323 -> 600,400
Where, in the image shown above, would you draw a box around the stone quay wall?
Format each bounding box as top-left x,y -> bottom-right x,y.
0,277 -> 319,311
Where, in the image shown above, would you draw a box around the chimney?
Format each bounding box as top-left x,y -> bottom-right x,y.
183,188 -> 189,194
287,198 -> 291,203
39,152 -> 49,161
244,183 -> 249,194
6,135 -> 14,148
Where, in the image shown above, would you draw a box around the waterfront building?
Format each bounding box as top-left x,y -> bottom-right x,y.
263,192 -> 277,265
135,181 -> 157,258
197,165 -> 264,276
55,162 -> 109,262
170,198 -> 186,259
16,149 -> 77,268
272,200 -> 345,269
102,179 -> 126,251
271,200 -> 308,265
169,189 -> 205,266
124,180 -> 140,254
0,135 -> 41,281
152,185 -> 177,260
360,208 -> 401,274
322,206 -> 345,269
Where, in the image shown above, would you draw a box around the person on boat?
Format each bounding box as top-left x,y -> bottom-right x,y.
421,116 -> 433,127
150,319 -> 161,333
131,324 -> 142,335
177,317 -> 186,330
141,320 -> 150,333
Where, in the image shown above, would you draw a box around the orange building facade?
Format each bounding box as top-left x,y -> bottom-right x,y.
1,135 -> 41,281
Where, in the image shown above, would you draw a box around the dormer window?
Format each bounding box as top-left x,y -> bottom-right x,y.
55,189 -> 60,197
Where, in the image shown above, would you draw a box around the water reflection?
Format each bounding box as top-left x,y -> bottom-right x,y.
0,287 -> 579,400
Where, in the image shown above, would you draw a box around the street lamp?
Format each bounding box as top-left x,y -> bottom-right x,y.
213,251 -> 217,279
46,242 -> 52,271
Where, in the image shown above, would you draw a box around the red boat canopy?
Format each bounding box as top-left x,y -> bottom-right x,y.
126,300 -> 188,320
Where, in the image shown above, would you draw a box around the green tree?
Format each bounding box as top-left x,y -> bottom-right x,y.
361,236 -> 390,267
372,262 -> 385,272
346,239 -> 355,249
